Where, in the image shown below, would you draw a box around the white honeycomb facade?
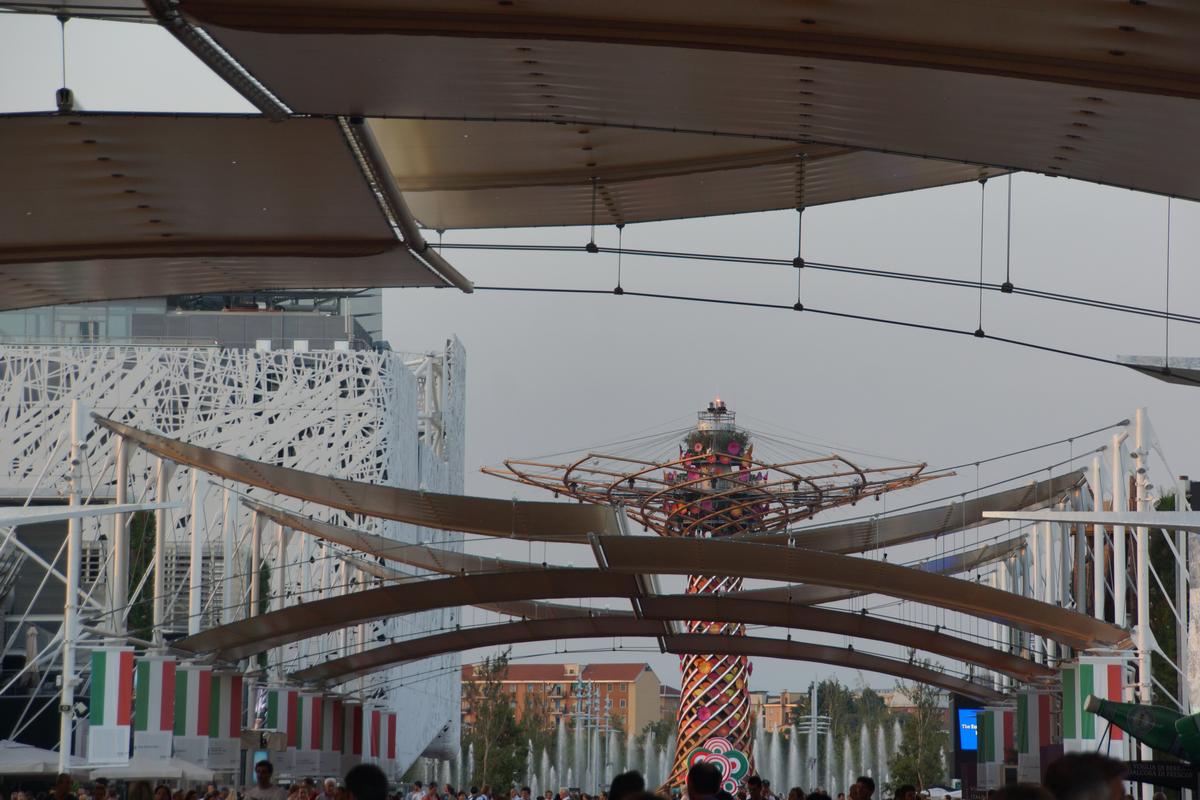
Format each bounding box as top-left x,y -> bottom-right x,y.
0,341 -> 466,770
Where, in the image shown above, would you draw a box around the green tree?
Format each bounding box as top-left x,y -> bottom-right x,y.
127,511 -> 155,640
636,718 -> 676,750
887,682 -> 947,791
522,690 -> 556,765
464,651 -> 526,789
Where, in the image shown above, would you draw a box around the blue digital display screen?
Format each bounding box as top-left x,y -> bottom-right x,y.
958,708 -> 979,751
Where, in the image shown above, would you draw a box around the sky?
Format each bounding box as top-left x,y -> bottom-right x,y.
3,12 -> 1198,695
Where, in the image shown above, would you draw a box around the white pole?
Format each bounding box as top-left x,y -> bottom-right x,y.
188,471 -> 207,636
1176,475 -> 1191,713
1134,408 -> 1153,793
249,510 -> 261,619
1112,432 -> 1127,626
153,457 -> 170,644
274,523 -> 288,679
221,488 -> 235,626
58,400 -> 86,773
1073,488 -> 1087,612
111,436 -> 131,635
1092,453 -> 1105,620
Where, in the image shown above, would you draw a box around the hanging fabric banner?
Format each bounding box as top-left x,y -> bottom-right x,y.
1016,691 -> 1057,783
173,664 -> 212,766
294,693 -> 323,774
89,646 -> 134,764
1062,655 -> 1127,757
975,705 -> 1014,790
320,696 -> 343,775
208,673 -> 244,771
342,701 -> 362,776
384,711 -> 397,777
368,707 -> 382,761
133,654 -> 176,760
265,686 -> 298,775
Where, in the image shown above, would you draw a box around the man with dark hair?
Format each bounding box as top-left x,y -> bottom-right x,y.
608,772 -> 645,800
1043,754 -> 1126,800
849,778 -> 874,800
892,786 -> 915,800
410,783 -> 424,800
521,789 -> 532,800
687,764 -> 722,800
346,764 -> 389,800
245,761 -> 287,800
746,777 -> 763,800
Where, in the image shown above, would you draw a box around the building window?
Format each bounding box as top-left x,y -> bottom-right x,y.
619,699 -> 627,709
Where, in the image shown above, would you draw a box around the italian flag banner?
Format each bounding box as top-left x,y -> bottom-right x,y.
134,655 -> 176,734
174,665 -> 212,737
386,711 -> 397,761
1062,656 -> 1127,754
208,674 -> 244,740
90,647 -> 134,728
975,706 -> 1013,790
89,647 -> 134,764
265,687 -> 299,748
322,697 -> 343,754
368,707 -> 382,759
298,693 -> 323,751
341,701 -> 363,775
1016,691 -> 1055,782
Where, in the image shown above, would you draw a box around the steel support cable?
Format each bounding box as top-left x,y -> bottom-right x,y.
472,285 -> 1200,386
445,243 -> 1200,326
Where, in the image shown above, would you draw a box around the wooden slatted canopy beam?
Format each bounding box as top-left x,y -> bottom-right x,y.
290,596 -> 1050,686
175,568 -> 642,661
93,417 -> 621,539
595,536 -> 1130,651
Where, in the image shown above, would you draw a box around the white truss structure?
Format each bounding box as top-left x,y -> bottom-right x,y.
0,340 -> 466,771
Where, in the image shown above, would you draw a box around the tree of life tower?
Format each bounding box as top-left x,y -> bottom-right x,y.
484,399 -> 940,790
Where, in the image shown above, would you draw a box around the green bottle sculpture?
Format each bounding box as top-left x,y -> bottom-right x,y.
1084,695 -> 1200,761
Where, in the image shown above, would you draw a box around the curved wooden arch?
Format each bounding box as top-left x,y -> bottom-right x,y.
290,596 -> 1049,686
175,568 -> 641,660
290,618 -> 1003,703
596,536 -> 1130,650
95,417 -> 620,540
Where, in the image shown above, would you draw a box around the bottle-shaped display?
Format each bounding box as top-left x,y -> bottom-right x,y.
1084,695 -> 1190,759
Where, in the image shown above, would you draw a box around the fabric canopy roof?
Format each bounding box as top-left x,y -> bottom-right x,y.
162,0 -> 1200,224
0,112 -> 462,310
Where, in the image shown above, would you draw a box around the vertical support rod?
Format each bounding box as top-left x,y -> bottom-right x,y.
1112,432 -> 1127,626
1073,488 -> 1087,613
1092,453 -> 1105,620
249,510 -> 261,619
1176,475 -> 1191,713
188,471 -> 206,636
274,523 -> 288,679
153,457 -> 170,644
59,400 -> 86,773
111,435 -> 131,635
1134,408 -> 1153,791
220,488 -> 235,626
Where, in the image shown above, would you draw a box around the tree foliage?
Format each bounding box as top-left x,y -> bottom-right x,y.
464,651 -> 527,790
886,682 -> 947,791
127,511 -> 155,641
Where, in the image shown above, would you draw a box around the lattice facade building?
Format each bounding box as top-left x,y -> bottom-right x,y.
0,340 -> 466,769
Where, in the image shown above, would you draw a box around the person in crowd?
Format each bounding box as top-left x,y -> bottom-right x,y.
762,782 -> 776,800
609,771 -> 645,800
410,783 -> 425,800
154,786 -> 172,800
746,777 -> 764,800
993,786 -> 1054,800
444,786 -> 455,800
244,761 -> 289,800
849,778 -> 874,800
346,765 -> 389,800
893,786 -> 915,800
686,764 -> 722,800
787,787 -> 804,800
805,792 -> 830,800
128,782 -> 154,800
1043,753 -> 1126,800
183,790 -> 198,800
521,789 -> 532,800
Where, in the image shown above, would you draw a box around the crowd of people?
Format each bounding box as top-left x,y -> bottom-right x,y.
8,752 -> 1158,800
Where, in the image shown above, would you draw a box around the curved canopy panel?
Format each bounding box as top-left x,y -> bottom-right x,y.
169,1 -> 1200,212
292,596 -> 1049,686
175,567 -> 641,661
739,471 -> 1084,552
96,417 -> 621,539
596,536 -> 1130,650
0,113 -> 454,311
4,1 -> 150,21
366,122 -> 1002,229
663,634 -> 1004,703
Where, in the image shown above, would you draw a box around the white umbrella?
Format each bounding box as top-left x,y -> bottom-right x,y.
0,740 -> 86,776
90,755 -> 214,782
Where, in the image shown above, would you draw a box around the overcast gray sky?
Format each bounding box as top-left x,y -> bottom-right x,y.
3,12 -> 1198,694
